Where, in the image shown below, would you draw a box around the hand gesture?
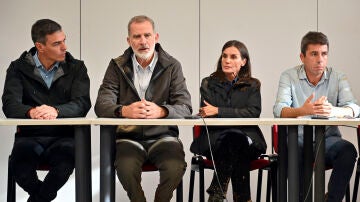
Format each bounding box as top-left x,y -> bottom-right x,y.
143,99 -> 167,119
122,101 -> 147,119
28,104 -> 58,120
199,100 -> 218,117
300,93 -> 333,117
300,93 -> 316,115
122,99 -> 167,119
313,96 -> 333,117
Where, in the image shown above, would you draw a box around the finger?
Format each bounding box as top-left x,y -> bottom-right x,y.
144,104 -> 154,112
314,106 -> 331,115
141,99 -> 148,105
135,102 -> 146,109
142,99 -> 153,106
319,96 -> 327,103
324,100 -> 329,106
203,100 -> 210,106
33,110 -> 46,118
315,96 -> 328,105
145,112 -> 155,119
305,93 -> 315,103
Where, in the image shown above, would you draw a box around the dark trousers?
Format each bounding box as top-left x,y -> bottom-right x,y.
10,137 -> 75,202
206,133 -> 261,202
299,135 -> 357,202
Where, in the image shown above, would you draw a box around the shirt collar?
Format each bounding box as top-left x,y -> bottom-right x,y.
299,65 -> 329,81
132,51 -> 158,73
33,51 -> 59,71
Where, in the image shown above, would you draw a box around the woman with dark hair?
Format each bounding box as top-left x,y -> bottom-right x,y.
190,40 -> 267,202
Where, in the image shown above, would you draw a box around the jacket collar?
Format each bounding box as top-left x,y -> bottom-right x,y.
19,47 -> 75,84
210,76 -> 251,89
23,47 -> 76,66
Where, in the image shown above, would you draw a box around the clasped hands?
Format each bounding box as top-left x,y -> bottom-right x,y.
122,99 -> 167,119
28,104 -> 58,120
302,93 -> 333,117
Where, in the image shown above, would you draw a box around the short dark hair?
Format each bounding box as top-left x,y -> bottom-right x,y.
301,31 -> 329,55
31,19 -> 62,44
127,15 -> 155,36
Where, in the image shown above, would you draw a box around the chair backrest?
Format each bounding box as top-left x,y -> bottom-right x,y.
272,125 -> 279,154
37,164 -> 50,171
194,124 -> 281,155
193,125 -> 202,139
357,125 -> 360,152
142,162 -> 158,172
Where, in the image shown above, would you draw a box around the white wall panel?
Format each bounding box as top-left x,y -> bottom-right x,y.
318,0 -> 360,103
0,0 -> 359,201
200,0 -> 317,118
319,1 -> 360,201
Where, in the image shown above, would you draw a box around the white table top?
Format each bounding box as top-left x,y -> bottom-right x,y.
0,118 -> 92,125
92,117 -> 310,126
306,118 -> 360,127
0,117 -> 358,127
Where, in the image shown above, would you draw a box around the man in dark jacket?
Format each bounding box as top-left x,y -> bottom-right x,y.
2,19 -> 91,202
95,15 -> 192,202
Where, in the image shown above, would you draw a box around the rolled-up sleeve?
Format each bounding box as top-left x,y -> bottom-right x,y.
273,71 -> 293,118
337,72 -> 360,117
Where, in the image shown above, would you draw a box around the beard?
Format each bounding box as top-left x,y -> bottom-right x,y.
133,45 -> 155,61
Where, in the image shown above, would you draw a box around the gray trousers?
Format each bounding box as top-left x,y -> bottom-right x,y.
114,136 -> 186,202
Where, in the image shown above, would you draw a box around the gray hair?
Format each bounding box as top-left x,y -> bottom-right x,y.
127,15 -> 155,35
